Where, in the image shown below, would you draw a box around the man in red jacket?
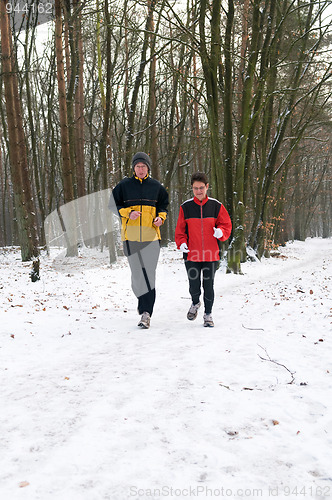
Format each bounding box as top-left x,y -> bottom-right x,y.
175,172 -> 232,327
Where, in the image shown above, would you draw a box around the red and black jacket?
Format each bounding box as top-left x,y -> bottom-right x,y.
175,196 -> 232,262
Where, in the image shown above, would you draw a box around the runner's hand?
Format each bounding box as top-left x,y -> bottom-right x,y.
213,227 -> 223,239
180,242 -> 189,253
153,217 -> 163,227
129,211 -> 141,220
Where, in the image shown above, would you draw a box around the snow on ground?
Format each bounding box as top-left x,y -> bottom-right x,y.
0,238 -> 331,500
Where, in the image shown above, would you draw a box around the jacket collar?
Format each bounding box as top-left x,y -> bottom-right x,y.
194,195 -> 209,205
133,173 -> 149,183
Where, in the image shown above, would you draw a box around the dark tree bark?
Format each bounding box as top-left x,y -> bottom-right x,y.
55,0 -> 75,205
73,0 -> 86,199
0,0 -> 39,261
199,0 -> 224,199
223,0 -> 234,224
55,0 -> 77,256
146,1 -> 159,180
124,0 -> 157,174
227,0 -> 262,273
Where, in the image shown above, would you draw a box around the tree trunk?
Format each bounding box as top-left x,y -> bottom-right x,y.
227,0 -> 262,273
125,0 -> 157,173
73,0 -> 86,199
192,52 -> 203,172
55,0 -> 74,204
54,0 -> 77,256
146,4 -> 159,180
199,0 -> 224,200
0,0 -> 39,261
223,0 -> 234,223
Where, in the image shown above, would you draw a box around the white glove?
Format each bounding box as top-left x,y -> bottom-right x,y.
213,227 -> 223,239
180,242 -> 189,253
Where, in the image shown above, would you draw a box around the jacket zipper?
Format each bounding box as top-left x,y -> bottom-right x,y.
200,202 -> 204,257
140,180 -> 143,241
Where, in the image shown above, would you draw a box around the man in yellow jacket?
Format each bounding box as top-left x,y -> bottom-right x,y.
112,152 -> 169,329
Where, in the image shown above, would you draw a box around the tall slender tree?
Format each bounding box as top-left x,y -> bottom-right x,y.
198,0 -> 224,199
0,0 -> 39,261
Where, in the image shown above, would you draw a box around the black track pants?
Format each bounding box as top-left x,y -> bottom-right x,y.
184,260 -> 219,314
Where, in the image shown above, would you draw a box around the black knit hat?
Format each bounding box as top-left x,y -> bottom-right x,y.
132,152 -> 151,171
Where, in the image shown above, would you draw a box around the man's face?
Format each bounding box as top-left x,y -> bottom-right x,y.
134,163 -> 149,179
192,181 -> 209,201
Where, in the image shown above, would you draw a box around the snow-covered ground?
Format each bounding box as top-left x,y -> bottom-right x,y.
1,238 -> 331,500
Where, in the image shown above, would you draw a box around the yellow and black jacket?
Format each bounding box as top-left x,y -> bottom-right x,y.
112,175 -> 168,242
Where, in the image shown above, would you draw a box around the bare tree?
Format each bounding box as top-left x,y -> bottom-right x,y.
0,0 -> 39,261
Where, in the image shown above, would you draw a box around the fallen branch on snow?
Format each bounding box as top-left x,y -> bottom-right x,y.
242,324 -> 265,331
257,345 -> 296,384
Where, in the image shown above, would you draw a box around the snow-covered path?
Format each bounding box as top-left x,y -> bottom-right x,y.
1,239 -> 331,500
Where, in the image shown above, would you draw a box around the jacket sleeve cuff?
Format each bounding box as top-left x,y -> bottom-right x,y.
158,211 -> 167,223
119,207 -> 132,219
176,238 -> 187,249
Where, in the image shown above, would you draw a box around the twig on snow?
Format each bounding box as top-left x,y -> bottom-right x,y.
257,345 -> 296,384
219,383 -> 232,390
242,324 -> 265,331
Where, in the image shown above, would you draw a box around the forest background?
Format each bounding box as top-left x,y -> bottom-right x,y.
0,0 -> 331,273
